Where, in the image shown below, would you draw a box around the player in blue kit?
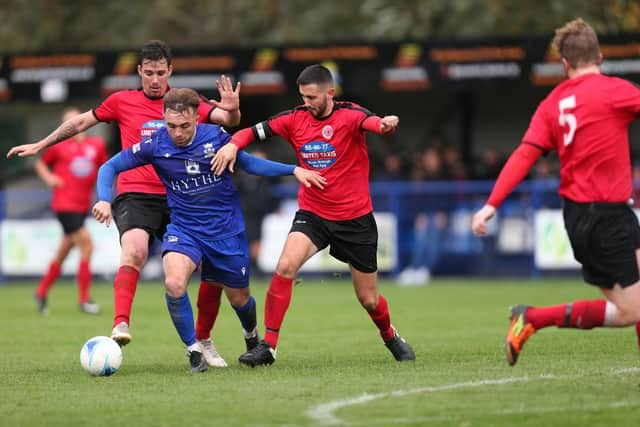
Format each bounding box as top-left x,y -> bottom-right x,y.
92,88 -> 326,372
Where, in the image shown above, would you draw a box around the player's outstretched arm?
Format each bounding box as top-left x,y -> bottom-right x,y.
235,151 -> 326,189
92,201 -> 112,228
209,75 -> 241,127
6,111 -> 98,158
93,151 -> 138,228
471,143 -> 543,236
361,115 -> 399,136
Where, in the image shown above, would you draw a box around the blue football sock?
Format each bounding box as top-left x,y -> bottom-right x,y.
233,295 -> 257,332
165,292 -> 196,347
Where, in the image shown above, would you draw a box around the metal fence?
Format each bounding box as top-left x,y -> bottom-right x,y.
0,179 -> 566,280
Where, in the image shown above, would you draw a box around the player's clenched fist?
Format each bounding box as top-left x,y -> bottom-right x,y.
92,201 -> 112,227
380,115 -> 399,133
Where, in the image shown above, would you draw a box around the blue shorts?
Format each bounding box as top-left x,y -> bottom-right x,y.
162,224 -> 250,288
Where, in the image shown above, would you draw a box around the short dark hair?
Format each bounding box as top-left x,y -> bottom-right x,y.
140,40 -> 172,65
163,88 -> 200,114
296,64 -> 333,86
553,18 -> 600,68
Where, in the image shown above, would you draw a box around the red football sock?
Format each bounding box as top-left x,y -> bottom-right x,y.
77,259 -> 92,304
367,294 -> 394,341
635,323 -> 640,351
112,265 -> 139,327
195,281 -> 223,340
526,300 -> 606,330
263,273 -> 293,349
524,305 -> 566,329
36,262 -> 61,298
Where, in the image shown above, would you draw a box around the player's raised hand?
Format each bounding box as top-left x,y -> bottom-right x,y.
92,201 -> 112,228
380,115 -> 399,133
7,141 -> 44,158
209,75 -> 241,112
211,142 -> 239,175
471,204 -> 496,236
293,167 -> 327,189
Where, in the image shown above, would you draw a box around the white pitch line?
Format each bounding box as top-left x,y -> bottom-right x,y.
306,368 -> 640,426
305,376 -> 538,426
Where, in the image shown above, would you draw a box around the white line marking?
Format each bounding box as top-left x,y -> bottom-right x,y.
306,369 -> 640,426
306,376 -> 538,426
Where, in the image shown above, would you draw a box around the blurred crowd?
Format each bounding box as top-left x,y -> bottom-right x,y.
370,135 -> 559,183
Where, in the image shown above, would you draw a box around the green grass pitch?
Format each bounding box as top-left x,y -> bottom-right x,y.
1,277 -> 639,426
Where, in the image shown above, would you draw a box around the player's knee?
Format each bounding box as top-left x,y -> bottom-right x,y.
357,294 -> 377,311
228,289 -> 250,307
164,276 -> 186,298
121,245 -> 148,269
621,305 -> 640,324
611,299 -> 640,325
81,241 -> 93,258
275,256 -> 298,277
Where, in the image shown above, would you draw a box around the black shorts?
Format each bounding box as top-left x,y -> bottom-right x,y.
289,210 -> 378,273
56,212 -> 86,235
563,198 -> 640,288
111,192 -> 171,243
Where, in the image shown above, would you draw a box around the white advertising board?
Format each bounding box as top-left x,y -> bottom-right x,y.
1,218 -> 121,275
534,208 -> 640,269
258,211 -> 397,272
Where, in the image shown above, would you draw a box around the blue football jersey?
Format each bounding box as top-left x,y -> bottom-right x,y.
120,124 -> 244,240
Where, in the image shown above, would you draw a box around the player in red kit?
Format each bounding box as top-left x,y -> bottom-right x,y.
7,41 -> 243,368
33,107 -> 108,315
471,18 -> 640,366
211,64 -> 415,366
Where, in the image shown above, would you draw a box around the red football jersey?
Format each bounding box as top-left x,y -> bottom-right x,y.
93,90 -> 215,195
266,102 -> 376,220
523,73 -> 640,202
41,136 -> 108,213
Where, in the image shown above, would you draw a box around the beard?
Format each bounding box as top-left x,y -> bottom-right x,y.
310,99 -> 329,118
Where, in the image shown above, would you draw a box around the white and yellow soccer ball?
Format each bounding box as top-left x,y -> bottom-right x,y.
80,336 -> 122,376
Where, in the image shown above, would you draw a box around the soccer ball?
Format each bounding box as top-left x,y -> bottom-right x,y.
80,336 -> 122,376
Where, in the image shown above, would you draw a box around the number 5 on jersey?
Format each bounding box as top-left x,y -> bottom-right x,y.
558,95 -> 576,146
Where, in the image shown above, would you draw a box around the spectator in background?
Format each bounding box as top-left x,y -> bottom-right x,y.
475,147 -> 504,180
372,150 -> 408,181
234,149 -> 278,275
397,211 -> 447,286
411,146 -> 447,181
33,107 -> 108,315
399,144 -> 448,286
442,144 -> 469,180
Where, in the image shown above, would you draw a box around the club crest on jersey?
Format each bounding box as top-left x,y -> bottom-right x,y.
322,125 -> 334,140
185,159 -> 200,175
203,142 -> 216,158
